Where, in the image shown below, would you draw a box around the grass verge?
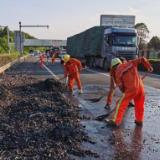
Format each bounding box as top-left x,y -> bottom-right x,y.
0,53 -> 27,66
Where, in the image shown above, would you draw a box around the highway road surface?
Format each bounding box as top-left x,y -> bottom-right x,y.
9,55 -> 160,160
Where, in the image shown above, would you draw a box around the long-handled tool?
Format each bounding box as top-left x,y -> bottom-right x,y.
87,71 -> 149,103
96,107 -> 116,121
57,67 -> 89,82
33,59 -> 40,64
95,71 -> 149,121
86,85 -> 119,103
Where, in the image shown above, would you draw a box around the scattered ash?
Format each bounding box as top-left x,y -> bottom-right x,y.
0,72 -> 99,160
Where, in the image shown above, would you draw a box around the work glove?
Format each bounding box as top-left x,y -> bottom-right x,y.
148,66 -> 153,73
65,77 -> 68,84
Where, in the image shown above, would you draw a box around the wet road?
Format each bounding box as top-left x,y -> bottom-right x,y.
17,56 -> 160,159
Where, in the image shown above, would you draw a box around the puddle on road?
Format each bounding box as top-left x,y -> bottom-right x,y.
64,85 -> 160,160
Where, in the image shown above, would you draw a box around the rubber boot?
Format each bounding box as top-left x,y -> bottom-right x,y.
104,104 -> 111,110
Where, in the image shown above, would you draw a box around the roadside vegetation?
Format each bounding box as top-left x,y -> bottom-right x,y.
0,53 -> 21,66
148,59 -> 160,63
0,27 -> 49,66
0,27 -> 48,55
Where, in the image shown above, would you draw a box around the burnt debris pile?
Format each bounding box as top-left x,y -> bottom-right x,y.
0,72 -> 99,160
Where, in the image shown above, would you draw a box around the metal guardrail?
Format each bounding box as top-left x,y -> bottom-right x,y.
0,54 -> 30,73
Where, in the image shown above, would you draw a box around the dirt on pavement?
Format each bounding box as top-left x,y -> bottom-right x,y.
0,72 -> 99,160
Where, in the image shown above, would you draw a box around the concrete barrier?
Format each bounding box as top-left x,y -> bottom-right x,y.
0,54 -> 30,73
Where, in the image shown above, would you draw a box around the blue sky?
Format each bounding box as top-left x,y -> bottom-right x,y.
0,0 -> 159,41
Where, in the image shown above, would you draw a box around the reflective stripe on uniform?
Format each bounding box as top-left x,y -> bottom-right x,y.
113,93 -> 126,122
120,63 -> 133,76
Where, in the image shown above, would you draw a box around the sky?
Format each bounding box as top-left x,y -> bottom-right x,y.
0,0 -> 160,41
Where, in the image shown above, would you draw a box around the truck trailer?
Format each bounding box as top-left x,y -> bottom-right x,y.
67,15 -> 139,70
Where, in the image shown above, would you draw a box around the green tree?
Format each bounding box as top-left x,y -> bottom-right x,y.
135,23 -> 150,40
135,23 -> 150,50
0,37 -> 8,53
148,36 -> 160,50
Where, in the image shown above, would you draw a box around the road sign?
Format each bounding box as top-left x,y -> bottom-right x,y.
100,15 -> 135,28
14,31 -> 25,51
22,34 -> 25,43
14,31 -> 21,51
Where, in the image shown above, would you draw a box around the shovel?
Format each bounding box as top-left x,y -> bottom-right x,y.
95,71 -> 149,121
86,85 -> 119,103
87,71 -> 149,103
96,107 -> 116,121
33,59 -> 40,64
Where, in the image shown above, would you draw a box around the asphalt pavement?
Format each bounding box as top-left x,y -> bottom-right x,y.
17,56 -> 160,160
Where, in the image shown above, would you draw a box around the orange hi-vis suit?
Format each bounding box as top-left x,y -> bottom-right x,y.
107,60 -> 127,105
112,57 -> 151,124
64,58 -> 82,90
40,54 -> 46,69
52,54 -> 56,65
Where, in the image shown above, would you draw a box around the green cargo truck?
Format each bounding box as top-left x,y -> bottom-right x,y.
67,15 -> 139,70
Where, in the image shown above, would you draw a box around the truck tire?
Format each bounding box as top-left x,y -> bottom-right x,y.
93,57 -> 98,68
103,58 -> 109,71
89,57 -> 93,68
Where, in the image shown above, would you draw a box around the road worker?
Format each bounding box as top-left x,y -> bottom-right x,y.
40,53 -> 46,69
52,53 -> 56,66
46,51 -> 50,60
104,57 -> 153,126
105,57 -> 134,109
63,54 -> 82,93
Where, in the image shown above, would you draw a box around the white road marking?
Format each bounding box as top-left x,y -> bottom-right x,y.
43,64 -> 58,80
87,69 -> 110,77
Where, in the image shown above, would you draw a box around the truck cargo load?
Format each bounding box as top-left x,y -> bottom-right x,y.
67,15 -> 139,70
67,26 -> 104,58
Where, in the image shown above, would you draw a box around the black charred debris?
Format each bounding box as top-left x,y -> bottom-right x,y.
0,72 -> 99,160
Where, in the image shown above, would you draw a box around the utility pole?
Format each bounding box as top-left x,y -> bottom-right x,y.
7,26 -> 10,55
0,25 -> 10,55
19,22 -> 22,57
19,22 -> 49,57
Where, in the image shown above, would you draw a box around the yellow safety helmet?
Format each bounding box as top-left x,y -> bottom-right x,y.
64,54 -> 70,62
111,58 -> 122,67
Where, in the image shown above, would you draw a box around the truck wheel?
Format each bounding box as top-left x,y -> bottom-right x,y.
89,57 -> 93,68
93,58 -> 97,68
103,58 -> 109,71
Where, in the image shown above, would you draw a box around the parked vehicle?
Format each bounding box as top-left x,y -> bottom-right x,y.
30,52 -> 34,56
35,50 -> 39,55
67,15 -> 139,70
60,52 -> 67,59
52,46 -> 60,58
29,50 -> 34,56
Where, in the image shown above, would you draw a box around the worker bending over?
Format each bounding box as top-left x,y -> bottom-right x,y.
64,54 -> 82,93
52,53 -> 56,66
104,57 -> 153,126
105,57 -> 133,109
40,53 -> 46,69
